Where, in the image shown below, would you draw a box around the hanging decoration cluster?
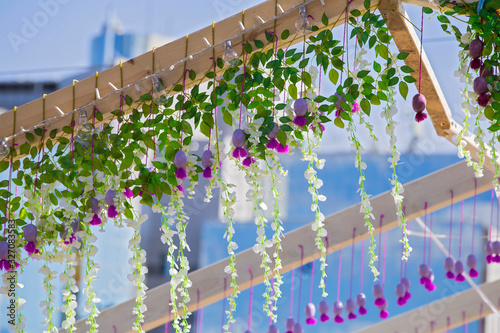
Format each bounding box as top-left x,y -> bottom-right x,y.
1,0 -> 498,332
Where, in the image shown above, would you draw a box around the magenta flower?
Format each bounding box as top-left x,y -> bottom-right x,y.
242,156 -> 254,167
352,101 -> 359,113
232,129 -> 248,159
203,167 -> 212,179
124,187 -> 133,198
90,214 -> 102,226
108,206 -> 118,218
266,138 -> 279,150
24,241 -> 37,256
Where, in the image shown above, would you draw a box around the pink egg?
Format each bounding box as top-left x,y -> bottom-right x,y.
23,224 -> 38,242
232,129 -> 246,148
469,39 -> 484,59
174,151 -> 187,168
294,99 -> 308,117
412,94 -> 427,113
0,241 -> 8,260
473,76 -> 488,95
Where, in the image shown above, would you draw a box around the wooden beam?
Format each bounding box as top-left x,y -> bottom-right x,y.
356,279 -> 500,333
70,160 -> 493,332
0,0 -> 369,160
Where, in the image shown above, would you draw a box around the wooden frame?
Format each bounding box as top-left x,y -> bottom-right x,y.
72,160 -> 493,332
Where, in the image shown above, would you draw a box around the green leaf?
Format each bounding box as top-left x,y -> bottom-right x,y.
401,65 -> 414,73
399,81 -> 409,99
370,95 -> 381,105
181,121 -> 193,135
360,98 -> 371,115
422,7 -> 433,14
125,95 -> 133,106
302,72 -> 312,87
0,161 -> 8,173
351,9 -> 361,17
334,117 -> 344,129
288,84 -> 298,100
404,75 -> 417,83
322,13 -> 329,26
397,52 -> 410,60
281,29 -> 290,40
25,132 -> 35,142
328,69 -> 339,85
376,44 -> 389,60
485,106 -> 494,121
276,129 -> 287,146
357,70 -> 370,78
223,110 -> 232,126
254,39 -> 264,49
20,143 -> 30,156
373,61 -> 381,73
189,69 -> 196,81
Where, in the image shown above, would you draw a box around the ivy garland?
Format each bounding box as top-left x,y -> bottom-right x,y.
3,1 -> 499,332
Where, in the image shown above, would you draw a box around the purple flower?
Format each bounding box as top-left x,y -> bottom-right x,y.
90,214 -> 102,226
24,241 -> 37,256
352,101 -> 359,113
232,147 -> 248,159
293,116 -> 307,127
108,205 -> 118,218
242,156 -> 254,167
266,138 -> 279,150
203,167 -> 212,179
175,168 -> 187,179
124,187 -> 133,198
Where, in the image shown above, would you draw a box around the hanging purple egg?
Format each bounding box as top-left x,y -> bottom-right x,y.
467,254 -> 478,278
372,283 -> 386,306
454,260 -> 465,282
412,94 -> 427,113
174,151 -> 187,168
473,76 -> 488,95
245,330 -> 252,333
268,323 -> 279,333
334,93 -> 346,111
485,240 -> 493,263
401,277 -> 411,301
377,302 -> 389,319
305,303 -> 316,325
444,256 -> 455,279
293,322 -> 303,333
318,300 -> 330,322
332,300 -> 344,323
395,283 -> 406,306
294,99 -> 308,117
0,241 -> 7,260
89,197 -> 101,215
356,293 -> 367,315
418,263 -> 430,285
201,150 -> 213,169
285,317 -> 295,333
345,298 -> 357,320
268,124 -> 279,139
23,224 -> 38,242
469,39 -> 484,59
106,190 -> 116,206
232,129 -> 246,148
425,269 -> 436,291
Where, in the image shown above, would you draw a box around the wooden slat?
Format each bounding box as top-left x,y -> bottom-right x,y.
1,0 -> 368,160
356,279 -> 500,333
70,160 -> 493,332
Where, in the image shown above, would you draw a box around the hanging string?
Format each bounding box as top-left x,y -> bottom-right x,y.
3,107 -> 16,234
378,215 -> 385,273
497,195 -> 499,240
418,8 -> 424,93
337,249 -> 342,302
446,316 -> 450,333
248,268 -> 253,331
471,179 -> 477,254
459,200 -> 464,260
403,206 -> 408,277
339,0 -> 348,84
165,305 -> 171,333
449,190 -> 454,257
221,278 -> 227,333
490,188 -> 495,241
196,289 -> 201,333
382,231 -> 388,286
430,320 -> 435,333
118,61 -> 124,134
423,202 -> 428,264
462,311 -> 467,333
239,51 -> 248,129
349,228 -> 356,299
428,213 -> 433,265
309,261 -> 315,304
360,240 -> 364,293
289,269 -> 295,318
400,231 -> 404,280
297,244 -> 304,322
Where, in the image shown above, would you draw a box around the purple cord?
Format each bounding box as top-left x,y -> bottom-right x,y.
290,269 -> 295,317
349,228 -> 356,298
337,249 -> 342,302
297,245 -> 304,322
309,261 -> 315,303
428,213 -> 433,265
490,189 -> 494,241
497,196 -> 499,240
472,179 -> 477,253
400,232 -> 404,280
378,215 -> 384,273
446,316 -> 450,333
199,309 -> 204,333
449,190 -> 454,257
248,269 -> 253,331
423,202 -> 428,264
382,232 -> 387,287
360,240 -> 364,293
239,52 -> 248,129
418,8 -> 424,93
459,200 -> 464,260
221,278 -> 226,333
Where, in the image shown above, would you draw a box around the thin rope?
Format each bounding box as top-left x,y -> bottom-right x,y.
248,269 -> 253,331
290,269 -> 295,317
360,240 -> 364,293
497,196 -> 499,240
423,202 -> 428,264
382,231 -> 388,286
309,261 -> 315,303
446,316 -> 450,333
400,231 -> 404,280
297,245 -> 304,322
428,213 -> 433,265
490,188 -> 495,241
337,249 -> 342,302
418,8 -> 424,93
378,215 -> 384,272
449,190 -> 454,257
459,200 -> 464,260
349,228 -> 356,298
472,179 -> 477,253
239,51 -> 248,128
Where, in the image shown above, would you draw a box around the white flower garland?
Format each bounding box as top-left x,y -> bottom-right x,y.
60,250 -> 79,332
381,88 -> 410,259
81,230 -> 101,332
39,250 -> 59,333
